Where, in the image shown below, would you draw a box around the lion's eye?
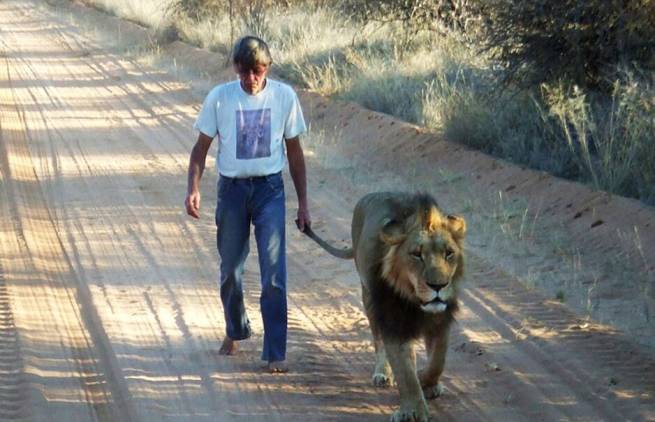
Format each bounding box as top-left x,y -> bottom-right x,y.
445,248 -> 455,262
410,249 -> 423,260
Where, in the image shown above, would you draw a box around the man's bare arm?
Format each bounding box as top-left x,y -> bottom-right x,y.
185,132 -> 214,219
285,136 -> 311,231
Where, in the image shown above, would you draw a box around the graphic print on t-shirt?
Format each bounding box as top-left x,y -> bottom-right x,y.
236,108 -> 271,159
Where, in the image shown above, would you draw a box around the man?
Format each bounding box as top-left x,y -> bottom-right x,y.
185,36 -> 310,373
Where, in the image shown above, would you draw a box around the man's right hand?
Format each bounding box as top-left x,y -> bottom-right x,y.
185,191 -> 201,219
185,133 -> 213,219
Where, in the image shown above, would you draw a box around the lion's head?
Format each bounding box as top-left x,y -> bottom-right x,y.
380,194 -> 466,313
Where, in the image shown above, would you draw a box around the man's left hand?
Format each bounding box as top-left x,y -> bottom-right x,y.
296,206 -> 311,232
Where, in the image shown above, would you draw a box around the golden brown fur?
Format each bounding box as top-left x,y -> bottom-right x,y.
303,192 -> 466,422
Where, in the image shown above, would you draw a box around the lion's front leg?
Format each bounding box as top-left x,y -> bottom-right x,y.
384,340 -> 429,422
419,325 -> 450,400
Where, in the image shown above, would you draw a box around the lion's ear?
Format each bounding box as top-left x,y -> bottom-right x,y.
447,215 -> 466,240
379,218 -> 406,245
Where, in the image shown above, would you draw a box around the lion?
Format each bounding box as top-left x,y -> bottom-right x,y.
301,192 -> 466,422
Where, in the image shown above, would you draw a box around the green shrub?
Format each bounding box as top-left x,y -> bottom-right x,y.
479,0 -> 655,91
340,0 -> 478,54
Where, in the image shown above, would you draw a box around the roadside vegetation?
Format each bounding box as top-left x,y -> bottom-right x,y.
79,0 -> 655,205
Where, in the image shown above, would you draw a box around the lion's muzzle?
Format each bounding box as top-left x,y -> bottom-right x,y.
420,281 -> 453,313
421,296 -> 448,313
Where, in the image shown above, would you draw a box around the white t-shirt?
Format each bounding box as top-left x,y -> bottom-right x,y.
194,78 -> 307,178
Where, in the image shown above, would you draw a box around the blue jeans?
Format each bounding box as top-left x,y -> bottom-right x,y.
215,172 -> 287,362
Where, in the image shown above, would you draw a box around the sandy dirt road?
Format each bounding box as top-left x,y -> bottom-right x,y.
0,0 -> 654,420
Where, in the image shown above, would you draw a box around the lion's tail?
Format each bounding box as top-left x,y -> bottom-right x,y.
302,226 -> 354,260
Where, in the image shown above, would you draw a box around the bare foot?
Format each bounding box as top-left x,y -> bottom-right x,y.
267,360 -> 288,373
218,337 -> 238,355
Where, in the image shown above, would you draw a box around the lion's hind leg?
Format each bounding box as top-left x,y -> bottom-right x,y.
421,380 -> 445,400
362,283 -> 394,387
371,337 -> 393,387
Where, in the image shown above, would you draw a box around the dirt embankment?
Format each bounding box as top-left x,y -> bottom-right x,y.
0,0 -> 653,420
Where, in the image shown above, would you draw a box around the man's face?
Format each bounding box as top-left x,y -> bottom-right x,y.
236,63 -> 269,95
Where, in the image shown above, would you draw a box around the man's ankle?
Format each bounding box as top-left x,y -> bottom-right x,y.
267,360 -> 288,373
218,337 -> 238,355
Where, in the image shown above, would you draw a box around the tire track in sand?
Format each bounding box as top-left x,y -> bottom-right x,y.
0,264 -> 28,421
0,25 -> 137,419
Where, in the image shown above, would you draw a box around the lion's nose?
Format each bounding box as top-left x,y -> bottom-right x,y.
427,282 -> 448,292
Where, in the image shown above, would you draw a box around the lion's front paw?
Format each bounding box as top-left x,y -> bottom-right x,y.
372,361 -> 393,387
372,372 -> 393,387
422,382 -> 444,400
390,402 -> 430,422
